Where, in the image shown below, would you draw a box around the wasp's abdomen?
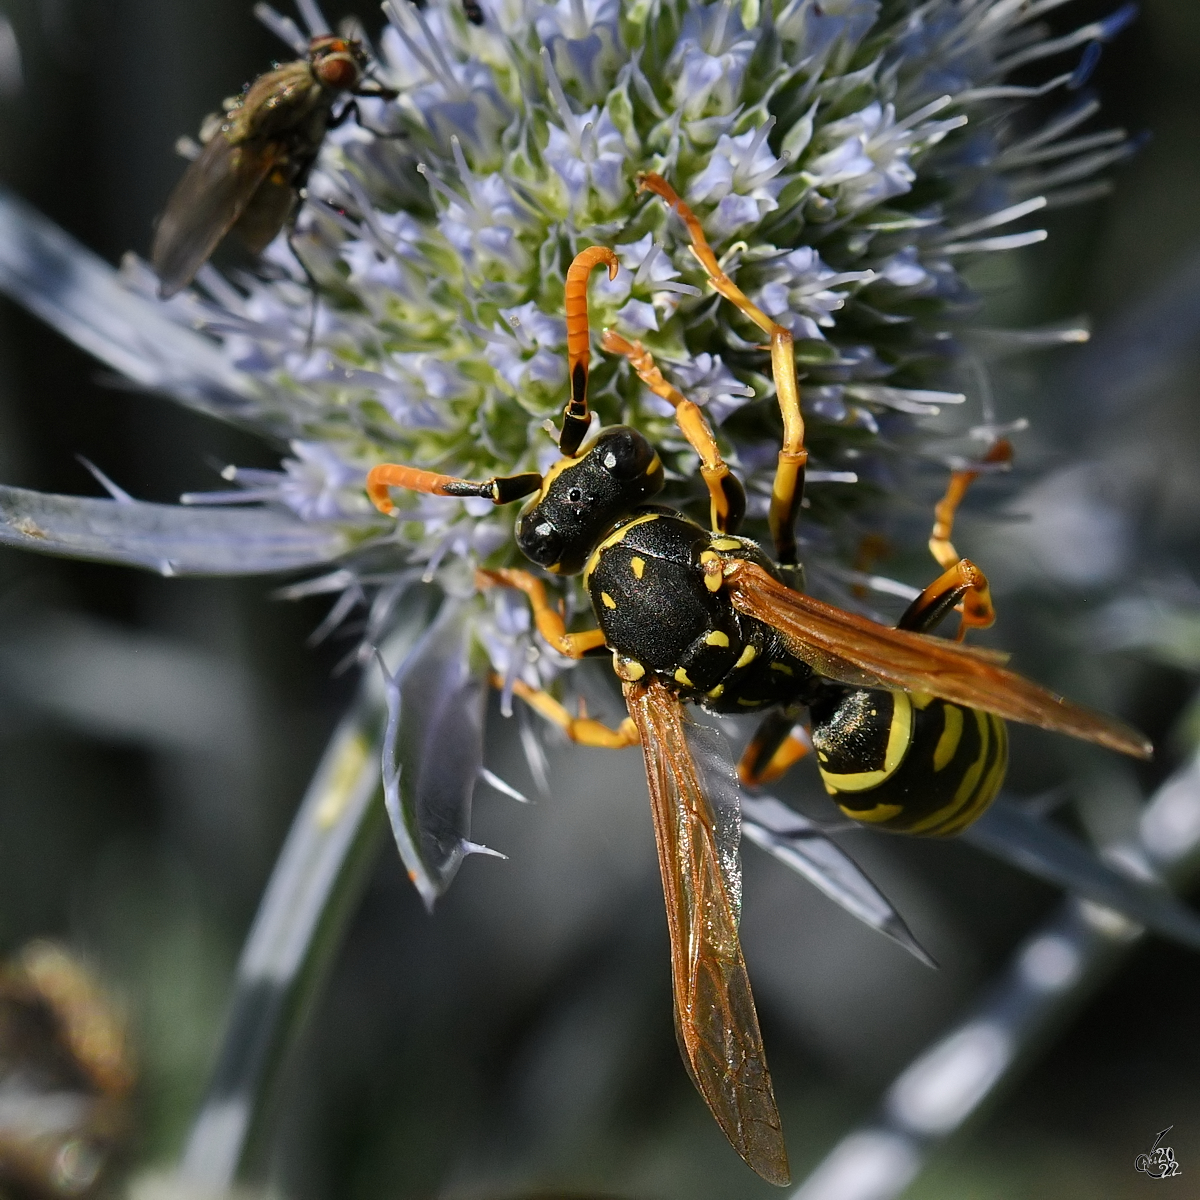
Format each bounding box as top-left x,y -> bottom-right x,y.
810,685 -> 1007,836
586,510 -> 813,713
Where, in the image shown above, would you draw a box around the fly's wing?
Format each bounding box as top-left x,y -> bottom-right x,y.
625,680 -> 790,1187
151,132 -> 283,297
726,560 -> 1151,759
232,170 -> 298,254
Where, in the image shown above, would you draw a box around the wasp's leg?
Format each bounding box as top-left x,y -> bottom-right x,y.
499,676 -> 640,749
560,246 -> 620,455
899,558 -> 995,637
929,439 -> 1012,571
737,708 -> 812,787
367,464 -> 542,515
601,330 -> 746,534
638,173 -> 807,565
476,567 -> 609,659
904,440 -> 1012,638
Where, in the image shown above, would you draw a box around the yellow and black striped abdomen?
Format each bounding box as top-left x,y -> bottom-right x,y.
809,686 -> 1008,836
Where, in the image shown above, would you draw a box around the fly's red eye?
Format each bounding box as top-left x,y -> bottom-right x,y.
316,55 -> 358,89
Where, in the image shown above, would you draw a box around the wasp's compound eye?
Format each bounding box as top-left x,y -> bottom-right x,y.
515,514 -> 564,569
596,426 -> 656,481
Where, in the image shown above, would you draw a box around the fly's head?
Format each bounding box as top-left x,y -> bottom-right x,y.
308,36 -> 369,91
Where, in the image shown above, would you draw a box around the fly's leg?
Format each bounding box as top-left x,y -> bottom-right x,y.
561,246 -> 620,455
737,708 -> 812,787
900,439 -> 1012,638
366,464 -> 543,515
498,676 -> 640,749
329,95 -> 404,139
475,567 -> 609,659
638,172 -> 807,565
601,330 -> 746,534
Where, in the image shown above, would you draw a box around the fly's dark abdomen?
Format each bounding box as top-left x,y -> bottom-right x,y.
810,683 -> 1008,836
585,509 -> 814,713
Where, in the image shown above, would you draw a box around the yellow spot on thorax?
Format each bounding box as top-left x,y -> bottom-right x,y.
711,537 -> 743,551
734,644 -> 757,669
707,684 -> 725,700
630,556 -> 646,579
704,630 -> 730,647
674,667 -> 693,686
601,592 -> 617,609
770,662 -> 793,676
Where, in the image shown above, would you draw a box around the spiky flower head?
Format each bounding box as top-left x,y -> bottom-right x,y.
2,0 -> 1136,901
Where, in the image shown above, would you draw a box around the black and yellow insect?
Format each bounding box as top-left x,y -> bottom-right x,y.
366,174 -> 1152,1186
152,34 -> 396,298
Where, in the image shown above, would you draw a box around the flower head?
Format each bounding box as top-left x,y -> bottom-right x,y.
0,0 -> 1136,901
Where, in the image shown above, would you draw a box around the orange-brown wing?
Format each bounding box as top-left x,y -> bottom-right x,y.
625,680 -> 790,1187
151,133 -> 284,298
726,560 -> 1151,759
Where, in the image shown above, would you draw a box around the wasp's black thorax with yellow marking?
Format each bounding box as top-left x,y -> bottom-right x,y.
810,684 -> 1007,836
584,510 -> 816,713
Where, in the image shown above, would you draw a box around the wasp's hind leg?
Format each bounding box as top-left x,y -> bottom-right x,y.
601,331 -> 746,534
638,172 -> 807,565
498,676 -> 640,749
900,440 -> 1012,638
736,707 -> 812,787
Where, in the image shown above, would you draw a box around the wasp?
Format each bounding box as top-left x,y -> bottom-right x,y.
152,35 -> 397,299
365,174 -> 1151,1184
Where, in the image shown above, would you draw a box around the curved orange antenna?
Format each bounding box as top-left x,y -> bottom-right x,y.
560,245 -> 619,455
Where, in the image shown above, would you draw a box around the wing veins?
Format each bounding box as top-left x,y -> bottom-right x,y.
626,681 -> 790,1186
726,561 -> 1151,759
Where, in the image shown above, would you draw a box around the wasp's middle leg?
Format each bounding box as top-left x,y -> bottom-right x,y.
737,707 -> 812,787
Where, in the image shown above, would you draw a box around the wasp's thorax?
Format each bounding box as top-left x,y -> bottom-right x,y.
308,36 -> 368,91
515,427 -> 664,575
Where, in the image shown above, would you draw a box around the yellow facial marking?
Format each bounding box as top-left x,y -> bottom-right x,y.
818,691 -> 913,793
601,592 -> 617,609
711,537 -> 743,551
734,645 -> 757,669
630,556 -> 645,579
932,703 -> 964,772
706,683 -> 725,700
536,456 -> 574,503
704,630 -> 730,647
674,667 -> 693,687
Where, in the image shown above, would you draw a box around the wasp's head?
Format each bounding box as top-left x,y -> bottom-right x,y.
308,36 -> 368,91
515,427 -> 664,575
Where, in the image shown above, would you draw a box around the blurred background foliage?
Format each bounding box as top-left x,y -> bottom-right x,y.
0,1 -> 1198,1197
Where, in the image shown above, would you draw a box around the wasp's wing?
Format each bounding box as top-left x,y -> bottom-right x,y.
726,560 -> 1151,759
151,133 -> 284,297
625,680 -> 789,1187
